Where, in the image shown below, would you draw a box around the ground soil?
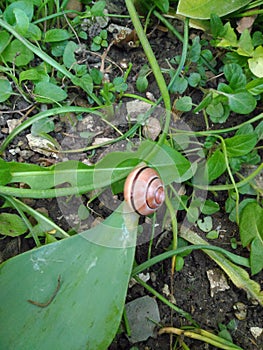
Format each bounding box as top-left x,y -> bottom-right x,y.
0,1 -> 262,349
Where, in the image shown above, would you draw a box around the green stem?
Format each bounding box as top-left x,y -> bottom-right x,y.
153,10 -> 184,43
234,9 -> 263,17
164,17 -> 189,95
132,244 -> 249,276
159,327 -> 243,350
194,162 -> 263,192
171,113 -> 263,136
218,135 -> 240,224
165,189 -> 178,269
125,0 -> 171,144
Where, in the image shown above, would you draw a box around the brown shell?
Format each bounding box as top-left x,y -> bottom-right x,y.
124,166 -> 165,215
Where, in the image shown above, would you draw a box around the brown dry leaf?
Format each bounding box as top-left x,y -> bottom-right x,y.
236,15 -> 257,33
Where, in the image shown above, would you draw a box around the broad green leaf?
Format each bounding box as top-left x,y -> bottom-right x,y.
207,149 -> 226,182
188,72 -> 201,87
0,213 -> 28,236
76,73 -> 93,94
206,102 -> 228,123
3,0 -> 33,24
13,8 -> 29,35
34,82 -> 67,103
112,77 -> 127,93
90,68 -> 103,84
186,206 -> 199,223
252,31 -> 263,47
175,96 -> 192,111
255,120 -> 263,140
0,78 -> 12,102
237,29 -> 254,56
248,46 -> 263,78
217,22 -> 238,47
210,14 -> 225,38
201,199 -> 220,215
197,216 -> 213,232
146,141 -> 193,183
240,202 -> 263,275
224,134 -> 258,157
0,167 -> 12,185
227,92 -> 257,114
235,123 -> 254,136
170,76 -> 188,94
177,0 -> 251,19
223,63 -> 246,90
100,29 -> 107,40
31,117 -> 55,136
246,78 -> 263,95
229,198 -> 256,223
154,0 -> 169,13
50,40 -> 68,57
25,23 -> 42,41
19,67 -> 49,84
0,203 -> 138,349
90,42 -> 101,51
91,0 -> 106,16
44,29 -> 71,42
0,31 -> 10,54
136,75 -> 148,92
77,203 -> 90,220
2,39 -> 34,66
63,41 -> 78,68
206,230 -> 219,239
175,255 -> 185,271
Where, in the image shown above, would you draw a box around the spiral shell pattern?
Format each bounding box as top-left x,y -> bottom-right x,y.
124,166 -> 165,216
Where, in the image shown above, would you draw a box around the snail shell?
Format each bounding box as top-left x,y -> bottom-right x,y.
124,166 -> 165,216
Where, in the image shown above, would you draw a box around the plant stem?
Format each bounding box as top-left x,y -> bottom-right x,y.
166,17 -> 189,93
218,135 -> 239,224
132,244 -> 249,276
125,0 -> 171,144
171,113 -> 263,136
165,189 -> 178,273
153,10 -> 184,42
194,162 -> 263,192
159,327 -> 243,350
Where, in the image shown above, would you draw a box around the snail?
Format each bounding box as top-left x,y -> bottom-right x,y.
124,166 -> 165,216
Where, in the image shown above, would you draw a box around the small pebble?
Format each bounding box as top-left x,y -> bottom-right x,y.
233,302 -> 247,320
250,326 -> 263,339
